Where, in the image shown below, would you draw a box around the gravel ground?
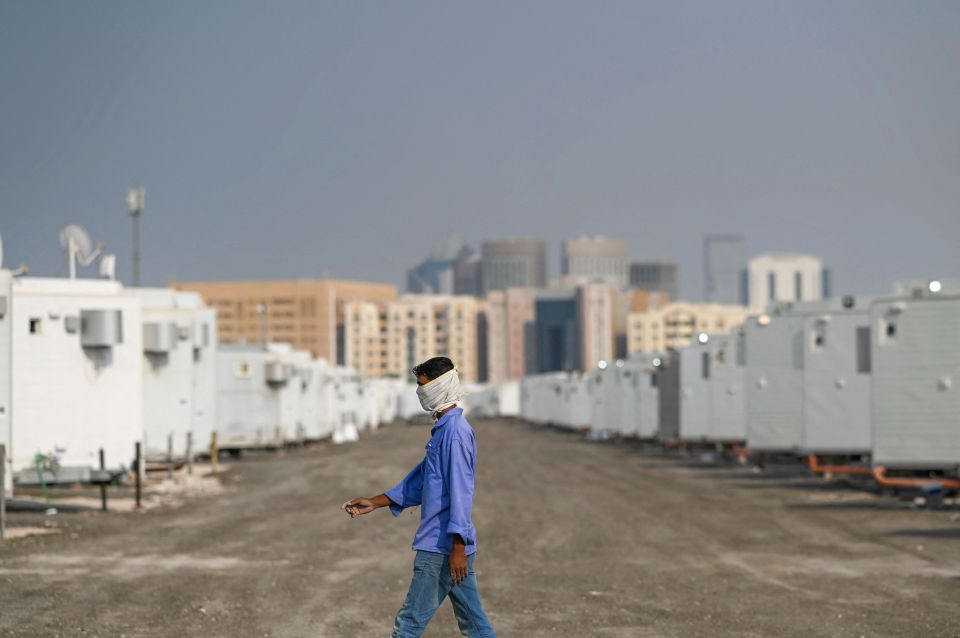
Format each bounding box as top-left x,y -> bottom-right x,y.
1,418 -> 959,638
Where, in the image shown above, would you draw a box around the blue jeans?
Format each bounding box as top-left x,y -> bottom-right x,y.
391,550 -> 496,638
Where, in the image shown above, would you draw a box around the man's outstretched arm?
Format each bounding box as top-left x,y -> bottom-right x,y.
343,460 -> 424,518
342,493 -> 394,517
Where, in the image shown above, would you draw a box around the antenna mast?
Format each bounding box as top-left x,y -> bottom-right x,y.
126,185 -> 145,286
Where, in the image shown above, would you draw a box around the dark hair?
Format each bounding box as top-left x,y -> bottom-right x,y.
412,357 -> 454,381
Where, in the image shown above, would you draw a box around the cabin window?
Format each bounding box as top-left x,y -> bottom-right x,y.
701,352 -> 710,379
878,314 -> 898,346
856,326 -> 871,373
810,325 -> 826,350
29,317 -> 42,334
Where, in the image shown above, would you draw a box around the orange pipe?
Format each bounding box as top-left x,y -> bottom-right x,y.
871,466 -> 960,490
805,454 -> 873,476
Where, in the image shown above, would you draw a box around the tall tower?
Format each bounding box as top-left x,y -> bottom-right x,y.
703,234 -> 745,304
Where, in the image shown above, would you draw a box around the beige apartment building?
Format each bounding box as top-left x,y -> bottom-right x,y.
612,288 -> 668,358
170,278 -> 397,363
626,301 -> 748,354
485,288 -> 536,382
343,294 -> 480,382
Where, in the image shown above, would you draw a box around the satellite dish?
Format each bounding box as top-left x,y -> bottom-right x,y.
59,223 -> 104,279
59,224 -> 94,261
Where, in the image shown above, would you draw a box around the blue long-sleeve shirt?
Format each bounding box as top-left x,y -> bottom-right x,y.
384,407 -> 478,556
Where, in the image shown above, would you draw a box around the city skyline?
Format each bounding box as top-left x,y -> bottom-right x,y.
2,2 -> 959,300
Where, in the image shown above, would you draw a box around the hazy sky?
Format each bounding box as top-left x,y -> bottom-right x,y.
1,1 -> 958,299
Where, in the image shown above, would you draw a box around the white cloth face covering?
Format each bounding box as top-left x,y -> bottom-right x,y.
416,368 -> 466,419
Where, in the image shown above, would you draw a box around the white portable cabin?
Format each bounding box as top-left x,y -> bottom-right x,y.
519,377 -> 537,422
544,377 -> 568,426
136,288 -> 208,461
616,360 -> 661,439
216,343 -> 293,449
520,373 -> 565,425
287,349 -> 320,442
357,376 -> 391,431
745,296 -> 876,453
800,296 -> 875,454
744,303 -> 806,451
521,376 -> 547,424
461,380 -> 522,420
190,306 -> 218,453
362,378 -> 397,427
705,330 -> 747,442
462,383 -> 499,418
609,363 -> 639,437
329,366 -> 364,441
623,353 -> 663,440
266,343 -> 304,442
8,276 -> 143,480
588,366 -> 620,436
657,350 -> 681,441
312,359 -> 337,440
678,345 -> 710,441
554,376 -> 590,429
497,380 -> 521,418
871,279 -> 960,470
1,270 -> 13,496
677,332 -> 747,443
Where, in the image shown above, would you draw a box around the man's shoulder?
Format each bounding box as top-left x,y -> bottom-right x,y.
445,410 -> 475,441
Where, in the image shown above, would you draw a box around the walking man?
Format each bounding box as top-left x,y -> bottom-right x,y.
342,357 -> 497,638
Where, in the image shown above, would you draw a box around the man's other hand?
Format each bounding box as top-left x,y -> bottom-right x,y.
450,536 -> 468,584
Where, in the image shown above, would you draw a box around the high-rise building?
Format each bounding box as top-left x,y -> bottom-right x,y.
561,236 -> 628,287
528,289 -> 581,374
578,282 -> 615,370
343,294 -> 480,382
525,283 -> 616,374
484,288 -> 536,382
745,252 -> 825,313
626,302 -> 749,354
170,278 -> 398,363
407,238 -> 475,295
453,257 -> 483,297
629,261 -> 678,300
703,234 -> 746,304
480,239 -> 547,293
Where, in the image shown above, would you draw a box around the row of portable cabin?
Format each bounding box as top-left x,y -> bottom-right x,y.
520,278 -> 960,473
0,272 -> 418,496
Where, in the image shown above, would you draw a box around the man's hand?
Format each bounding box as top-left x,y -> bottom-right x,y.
341,494 -> 392,518
449,535 -> 468,584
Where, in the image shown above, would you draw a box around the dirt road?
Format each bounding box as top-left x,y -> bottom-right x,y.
2,419 -> 959,637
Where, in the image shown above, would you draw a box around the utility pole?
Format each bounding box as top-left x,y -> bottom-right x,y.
126,185 -> 145,287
